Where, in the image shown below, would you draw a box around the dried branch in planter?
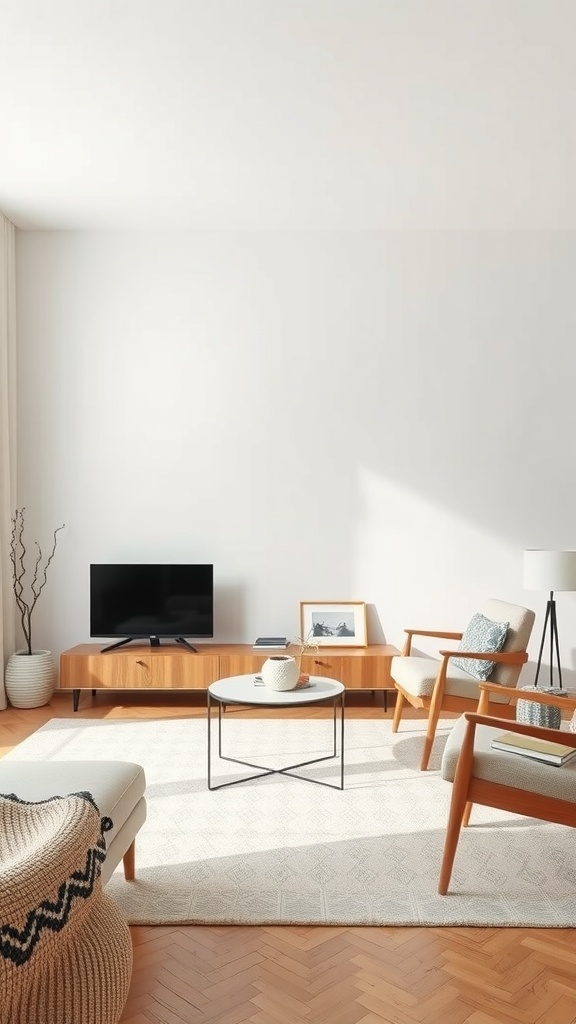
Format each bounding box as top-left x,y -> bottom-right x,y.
9,508 -> 65,655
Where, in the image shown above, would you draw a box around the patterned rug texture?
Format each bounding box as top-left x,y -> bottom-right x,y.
5,714 -> 575,927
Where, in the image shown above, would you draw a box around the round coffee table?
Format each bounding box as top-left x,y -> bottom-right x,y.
207,674 -> 345,790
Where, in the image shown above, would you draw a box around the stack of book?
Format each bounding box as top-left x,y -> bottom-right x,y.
491,732 -> 576,766
252,637 -> 289,650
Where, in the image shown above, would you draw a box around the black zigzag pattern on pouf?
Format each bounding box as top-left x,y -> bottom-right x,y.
0,791 -> 113,967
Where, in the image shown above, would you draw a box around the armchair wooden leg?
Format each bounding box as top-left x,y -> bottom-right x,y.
420,669 -> 447,770
462,801 -> 473,827
420,738 -> 431,771
477,689 -> 490,715
438,784 -> 468,895
122,841 -> 135,880
438,721 -> 476,895
420,702 -> 443,771
392,690 -> 405,733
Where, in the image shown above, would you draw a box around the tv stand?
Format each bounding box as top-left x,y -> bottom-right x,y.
100,637 -> 136,653
175,636 -> 198,652
100,636 -> 199,653
59,643 -> 401,711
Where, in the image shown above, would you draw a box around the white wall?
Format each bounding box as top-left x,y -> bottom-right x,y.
14,230 -> 576,682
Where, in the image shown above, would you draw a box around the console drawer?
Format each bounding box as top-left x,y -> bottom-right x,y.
301,653 -> 389,688
60,650 -> 219,690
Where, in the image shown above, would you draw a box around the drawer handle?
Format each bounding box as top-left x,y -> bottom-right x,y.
136,660 -> 147,667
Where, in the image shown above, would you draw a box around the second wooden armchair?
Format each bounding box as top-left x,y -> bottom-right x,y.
391,599 -> 536,770
438,683 -> 576,894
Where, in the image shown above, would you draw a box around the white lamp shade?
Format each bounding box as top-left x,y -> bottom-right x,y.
523,549 -> 576,591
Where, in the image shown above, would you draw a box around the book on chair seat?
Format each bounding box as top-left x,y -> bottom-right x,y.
491,732 -> 576,766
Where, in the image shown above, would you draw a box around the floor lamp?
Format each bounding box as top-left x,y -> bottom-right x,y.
523,549 -> 576,688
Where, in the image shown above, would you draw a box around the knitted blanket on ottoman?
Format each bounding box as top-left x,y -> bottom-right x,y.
0,791 -> 132,1024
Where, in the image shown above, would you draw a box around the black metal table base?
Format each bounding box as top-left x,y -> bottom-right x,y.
207,691 -> 345,790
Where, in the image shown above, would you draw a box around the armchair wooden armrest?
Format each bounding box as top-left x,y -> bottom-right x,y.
464,711 -> 576,747
477,681 -> 576,716
402,629 -> 462,656
439,649 -> 528,665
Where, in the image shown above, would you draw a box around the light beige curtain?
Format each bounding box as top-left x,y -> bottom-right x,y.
0,212 -> 17,710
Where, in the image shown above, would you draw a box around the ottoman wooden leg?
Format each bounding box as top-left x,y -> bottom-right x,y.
123,840 -> 135,880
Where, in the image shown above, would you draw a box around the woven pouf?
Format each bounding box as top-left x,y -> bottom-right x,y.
0,791 -> 133,1024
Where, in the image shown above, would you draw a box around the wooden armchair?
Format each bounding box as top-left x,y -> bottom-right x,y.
438,683 -> 576,894
391,599 -> 535,770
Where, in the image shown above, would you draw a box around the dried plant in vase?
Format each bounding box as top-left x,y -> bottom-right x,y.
289,630 -> 319,686
9,507 -> 65,655
6,508 -> 65,709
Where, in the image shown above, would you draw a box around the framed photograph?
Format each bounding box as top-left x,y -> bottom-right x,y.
299,601 -> 367,648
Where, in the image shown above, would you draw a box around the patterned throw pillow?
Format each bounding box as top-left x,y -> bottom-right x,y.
452,612 -> 509,681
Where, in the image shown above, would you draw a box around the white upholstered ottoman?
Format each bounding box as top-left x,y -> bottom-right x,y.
0,760 -> 146,884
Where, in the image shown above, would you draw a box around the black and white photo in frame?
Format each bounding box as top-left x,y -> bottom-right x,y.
300,601 -> 367,647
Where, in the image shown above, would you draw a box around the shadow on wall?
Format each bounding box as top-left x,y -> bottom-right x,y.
366,603 -> 386,643
353,233 -> 576,548
212,583 -> 246,642
521,657 -> 576,691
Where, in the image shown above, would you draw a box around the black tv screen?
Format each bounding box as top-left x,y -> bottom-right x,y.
90,564 -> 214,641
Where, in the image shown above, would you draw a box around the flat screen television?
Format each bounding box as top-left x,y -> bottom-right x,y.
90,563 -> 213,652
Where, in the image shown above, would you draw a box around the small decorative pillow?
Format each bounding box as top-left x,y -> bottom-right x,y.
451,612 -> 509,680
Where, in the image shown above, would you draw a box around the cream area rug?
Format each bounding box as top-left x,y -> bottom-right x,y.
5,714 -> 576,928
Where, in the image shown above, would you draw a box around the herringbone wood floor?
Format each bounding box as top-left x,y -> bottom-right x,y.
3,691 -> 576,1024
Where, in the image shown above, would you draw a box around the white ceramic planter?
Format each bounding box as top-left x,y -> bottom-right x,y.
261,655 -> 299,691
5,650 -> 56,708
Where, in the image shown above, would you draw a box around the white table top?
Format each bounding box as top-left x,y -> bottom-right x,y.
209,674 -> 344,706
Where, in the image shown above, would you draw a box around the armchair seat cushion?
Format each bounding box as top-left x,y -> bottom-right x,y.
392,656 -> 513,702
441,714 -> 576,803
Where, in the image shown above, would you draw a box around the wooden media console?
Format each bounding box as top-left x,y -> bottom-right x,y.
59,643 -> 401,711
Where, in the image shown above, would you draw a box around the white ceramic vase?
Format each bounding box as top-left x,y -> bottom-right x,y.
5,650 -> 56,708
261,655 -> 299,691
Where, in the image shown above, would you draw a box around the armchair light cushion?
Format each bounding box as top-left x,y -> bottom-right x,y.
451,612 -> 509,681
391,656 -> 512,702
441,713 -> 576,803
